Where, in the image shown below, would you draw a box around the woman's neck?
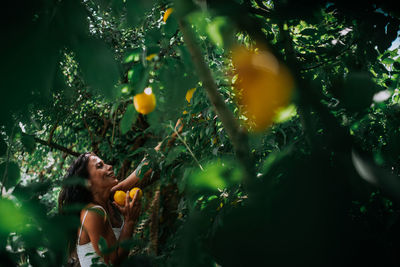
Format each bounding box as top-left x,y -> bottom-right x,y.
91,191 -> 109,208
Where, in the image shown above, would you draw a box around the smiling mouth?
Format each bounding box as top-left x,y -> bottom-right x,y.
106,172 -> 116,179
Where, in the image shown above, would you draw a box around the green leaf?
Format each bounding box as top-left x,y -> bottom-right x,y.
20,134 -> 36,153
98,236 -> 108,254
164,14 -> 178,37
120,104 -> 137,135
382,57 -> 394,65
0,199 -> 29,234
74,38 -> 120,99
124,48 -> 141,63
13,181 -> 52,201
136,162 -> 151,179
126,0 -> 155,27
300,28 -> 318,36
165,146 -> 186,165
61,176 -> 89,187
393,61 -> 400,70
145,28 -> 162,47
207,17 -> 226,48
331,72 -> 377,112
188,159 -> 242,193
0,162 -> 20,190
261,146 -> 293,175
129,64 -> 149,93
273,104 -> 297,123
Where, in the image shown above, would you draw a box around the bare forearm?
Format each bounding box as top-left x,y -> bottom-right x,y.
117,171 -> 140,192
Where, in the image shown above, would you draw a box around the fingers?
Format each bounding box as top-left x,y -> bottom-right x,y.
125,190 -> 130,206
131,190 -> 139,206
110,183 -> 121,193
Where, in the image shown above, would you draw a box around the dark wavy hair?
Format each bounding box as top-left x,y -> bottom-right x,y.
58,152 -> 94,213
58,152 -> 93,255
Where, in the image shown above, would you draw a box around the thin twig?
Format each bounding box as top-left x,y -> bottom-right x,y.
169,124 -> 204,171
29,134 -> 82,156
112,107 -> 117,143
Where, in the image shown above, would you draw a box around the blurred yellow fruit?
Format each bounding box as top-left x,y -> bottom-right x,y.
163,8 -> 174,23
232,45 -> 294,132
146,54 -> 157,61
114,190 -> 126,206
183,110 -> 188,114
133,88 -> 156,115
129,187 -> 143,200
186,88 -> 196,103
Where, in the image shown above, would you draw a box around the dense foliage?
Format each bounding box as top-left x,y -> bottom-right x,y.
1,0 -> 400,266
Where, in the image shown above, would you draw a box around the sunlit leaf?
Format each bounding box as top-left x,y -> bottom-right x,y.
188,160 -> 242,192
124,48 -> 141,63
273,104 -> 297,123
0,199 -> 29,234
207,17 -> 226,48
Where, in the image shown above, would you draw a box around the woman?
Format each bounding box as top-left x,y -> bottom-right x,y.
59,119 -> 183,266
58,152 -> 145,266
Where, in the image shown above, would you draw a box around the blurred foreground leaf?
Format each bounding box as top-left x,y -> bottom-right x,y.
0,162 -> 20,190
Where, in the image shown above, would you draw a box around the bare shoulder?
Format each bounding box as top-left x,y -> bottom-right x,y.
81,204 -> 108,224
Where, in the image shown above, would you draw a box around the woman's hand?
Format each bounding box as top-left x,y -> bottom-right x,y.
113,190 -> 141,223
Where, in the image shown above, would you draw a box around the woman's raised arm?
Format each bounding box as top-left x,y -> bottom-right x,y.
111,119 -> 183,193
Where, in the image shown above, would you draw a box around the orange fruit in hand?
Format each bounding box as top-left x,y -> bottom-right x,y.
114,190 -> 127,206
232,45 -> 294,132
133,88 -> 156,115
129,187 -> 143,200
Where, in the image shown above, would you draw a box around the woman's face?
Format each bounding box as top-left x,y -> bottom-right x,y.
87,155 -> 118,193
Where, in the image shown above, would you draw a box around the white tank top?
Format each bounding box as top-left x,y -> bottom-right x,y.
76,205 -> 124,267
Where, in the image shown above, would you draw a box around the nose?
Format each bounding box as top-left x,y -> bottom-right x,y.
107,164 -> 113,171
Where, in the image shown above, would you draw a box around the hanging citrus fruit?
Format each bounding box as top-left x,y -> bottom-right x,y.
163,8 -> 174,23
146,54 -> 157,61
232,45 -> 294,132
133,87 -> 156,115
129,187 -> 143,200
114,190 -> 127,206
185,88 -> 196,103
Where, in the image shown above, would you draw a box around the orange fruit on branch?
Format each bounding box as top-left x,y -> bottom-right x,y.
133,87 -> 156,115
163,8 -> 174,23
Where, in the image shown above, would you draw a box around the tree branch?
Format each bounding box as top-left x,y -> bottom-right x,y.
179,20 -> 255,187
300,39 -> 356,71
149,186 -> 160,255
27,134 -> 82,157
